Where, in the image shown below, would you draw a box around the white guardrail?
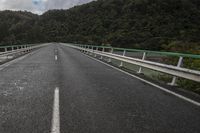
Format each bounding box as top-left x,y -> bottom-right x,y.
0,44 -> 47,62
62,43 -> 200,85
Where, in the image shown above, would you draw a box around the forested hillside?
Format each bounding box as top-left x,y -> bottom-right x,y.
0,0 -> 200,52
0,11 -> 43,44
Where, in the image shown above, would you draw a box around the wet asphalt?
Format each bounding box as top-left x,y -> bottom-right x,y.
0,43 -> 199,133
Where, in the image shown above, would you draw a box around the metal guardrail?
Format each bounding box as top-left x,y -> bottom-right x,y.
62,43 -> 200,85
0,44 -> 47,62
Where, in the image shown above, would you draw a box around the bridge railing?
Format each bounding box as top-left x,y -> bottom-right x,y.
0,44 -> 46,63
62,43 -> 200,85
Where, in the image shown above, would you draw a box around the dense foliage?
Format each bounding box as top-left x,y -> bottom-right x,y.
0,0 -> 200,52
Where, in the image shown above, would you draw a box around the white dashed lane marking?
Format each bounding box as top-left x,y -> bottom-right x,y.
51,87 -> 60,133
55,55 -> 58,61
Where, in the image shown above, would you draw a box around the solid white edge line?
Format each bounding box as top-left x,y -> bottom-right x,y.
83,53 -> 200,107
51,87 -> 60,133
0,45 -> 47,71
0,52 -> 31,71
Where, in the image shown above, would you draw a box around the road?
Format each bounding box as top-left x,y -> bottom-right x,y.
0,43 -> 199,133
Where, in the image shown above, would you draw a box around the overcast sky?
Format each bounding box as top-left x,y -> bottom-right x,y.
0,0 -> 94,14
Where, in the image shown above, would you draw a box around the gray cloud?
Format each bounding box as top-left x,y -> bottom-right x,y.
45,0 -> 94,10
0,0 -> 94,14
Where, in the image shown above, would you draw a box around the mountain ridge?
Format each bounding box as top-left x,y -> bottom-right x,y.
0,0 -> 200,53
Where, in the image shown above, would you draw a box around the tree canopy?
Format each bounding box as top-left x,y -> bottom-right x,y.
0,0 -> 200,52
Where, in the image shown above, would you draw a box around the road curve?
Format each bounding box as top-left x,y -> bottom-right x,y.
0,43 -> 199,133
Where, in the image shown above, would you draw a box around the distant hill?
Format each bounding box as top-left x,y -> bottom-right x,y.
0,0 -> 200,52
0,10 -> 44,45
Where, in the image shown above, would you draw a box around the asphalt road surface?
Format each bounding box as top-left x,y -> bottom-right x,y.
0,43 -> 199,133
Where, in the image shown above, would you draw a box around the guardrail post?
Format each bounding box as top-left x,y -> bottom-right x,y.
83,45 -> 86,53
4,47 -> 7,52
88,46 -> 92,55
4,47 -> 9,59
91,46 -> 94,55
25,46 -> 27,52
86,46 -> 89,54
94,47 -> 98,57
83,45 -> 85,52
21,46 -> 24,53
26,46 -> 29,52
88,46 -> 91,55
119,50 -> 126,67
88,46 -> 90,54
108,48 -> 113,63
65,43 -> 200,82
84,45 -> 86,53
137,52 -> 146,73
100,47 -> 104,59
169,56 -> 183,86
80,45 -> 83,52
26,46 -> 28,52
